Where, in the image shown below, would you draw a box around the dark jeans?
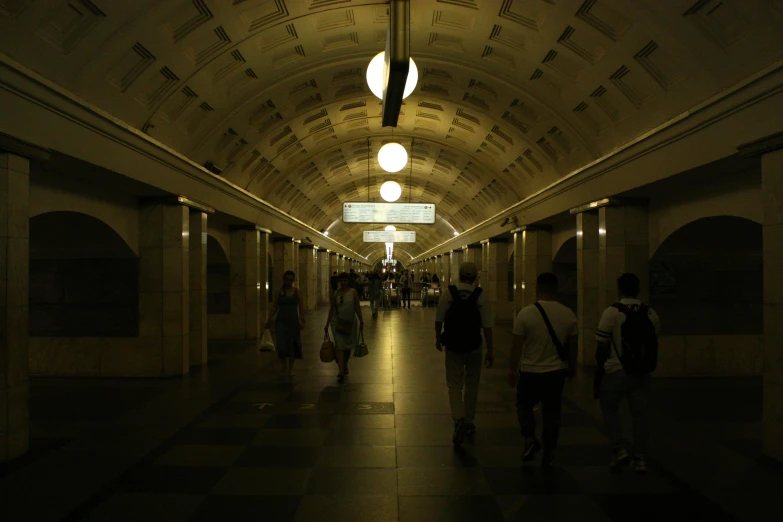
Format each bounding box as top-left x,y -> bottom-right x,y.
401,288 -> 411,308
516,369 -> 568,452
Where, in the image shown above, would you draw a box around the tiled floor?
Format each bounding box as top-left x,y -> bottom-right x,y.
3,305 -> 782,521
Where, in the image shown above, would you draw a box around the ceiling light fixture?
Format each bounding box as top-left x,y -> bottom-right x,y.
378,142 -> 408,173
385,225 -> 397,231
366,51 -> 418,100
380,181 -> 402,202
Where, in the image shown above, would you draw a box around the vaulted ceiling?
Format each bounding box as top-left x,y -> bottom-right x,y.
2,0 -> 782,260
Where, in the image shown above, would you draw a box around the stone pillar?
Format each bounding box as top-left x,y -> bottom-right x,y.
1,153 -> 29,462
139,202 -> 190,376
514,226 -> 553,315
189,211 -> 208,366
329,251 -> 338,279
450,250 -> 463,284
272,238 -> 296,295
318,249 -> 329,305
299,244 -> 317,311
463,245 -> 482,286
598,204 -> 649,310
485,239 -> 512,320
442,252 -> 451,287
258,230 -> 270,324
761,147 -> 783,462
576,211 -> 599,365
228,227 -> 262,341
480,242 -> 489,290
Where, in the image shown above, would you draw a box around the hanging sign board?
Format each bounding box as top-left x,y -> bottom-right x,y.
363,230 -> 416,243
343,202 -> 436,224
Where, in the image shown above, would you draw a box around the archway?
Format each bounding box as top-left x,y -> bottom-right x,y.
650,216 -> 762,335
29,211 -> 137,337
206,235 -> 230,314
553,236 -> 577,312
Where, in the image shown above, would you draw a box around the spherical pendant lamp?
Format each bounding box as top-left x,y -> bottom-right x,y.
366,51 -> 419,100
380,181 -> 402,202
378,142 -> 408,173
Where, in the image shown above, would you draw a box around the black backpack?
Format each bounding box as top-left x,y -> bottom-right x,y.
441,286 -> 483,353
612,303 -> 658,375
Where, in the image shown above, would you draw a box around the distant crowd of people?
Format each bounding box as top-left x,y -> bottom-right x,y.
264,261 -> 659,470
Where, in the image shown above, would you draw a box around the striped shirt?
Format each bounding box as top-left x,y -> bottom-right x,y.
596,298 -> 661,374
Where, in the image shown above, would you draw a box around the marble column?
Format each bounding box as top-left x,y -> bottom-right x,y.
272,238 -> 296,295
485,239 -> 512,320
228,227 -> 262,341
139,202 -> 190,376
514,227 -> 553,315
598,204 -> 649,310
762,147 -> 783,462
1,153 -> 29,462
480,242 -> 489,291
463,245 -> 482,286
318,249 -> 329,305
189,211 -> 208,366
299,244 -> 317,311
328,251 -> 338,279
576,211 -> 599,365
450,250 -> 463,284
258,230 -> 270,325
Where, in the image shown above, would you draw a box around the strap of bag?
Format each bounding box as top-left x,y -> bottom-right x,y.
467,287 -> 483,304
534,302 -> 566,356
323,332 -> 331,342
448,285 -> 460,301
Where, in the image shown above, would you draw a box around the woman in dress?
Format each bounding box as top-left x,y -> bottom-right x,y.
325,272 -> 363,383
265,270 -> 305,376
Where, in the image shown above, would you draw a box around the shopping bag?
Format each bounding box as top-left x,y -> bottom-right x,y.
354,330 -> 369,358
259,329 -> 275,352
320,333 -> 335,363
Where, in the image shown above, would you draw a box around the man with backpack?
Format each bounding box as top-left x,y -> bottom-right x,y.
435,262 -> 494,445
595,273 -> 661,473
508,272 -> 578,468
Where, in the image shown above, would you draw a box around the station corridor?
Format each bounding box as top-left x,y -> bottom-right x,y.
1,305 -> 779,522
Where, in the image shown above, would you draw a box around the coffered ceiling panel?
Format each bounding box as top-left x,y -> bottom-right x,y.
2,0 -> 782,256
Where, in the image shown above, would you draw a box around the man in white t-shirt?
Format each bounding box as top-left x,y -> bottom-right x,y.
595,273 -> 661,473
436,262 -> 494,446
508,272 -> 578,468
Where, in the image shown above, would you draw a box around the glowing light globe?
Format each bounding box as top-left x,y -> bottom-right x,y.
378,142 -> 408,173
384,225 -> 396,231
380,181 -> 402,202
366,51 -> 419,100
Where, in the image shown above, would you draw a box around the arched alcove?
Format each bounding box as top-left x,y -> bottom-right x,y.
207,235 -> 230,314
29,211 -> 137,337
650,216 -> 762,335
553,236 -> 578,312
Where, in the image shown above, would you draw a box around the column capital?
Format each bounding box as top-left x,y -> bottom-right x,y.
570,197 -> 647,214
0,131 -> 50,161
140,195 -> 215,214
230,224 -> 271,234
738,130 -> 783,156
511,225 -> 551,234
463,243 -> 481,249
299,243 -> 316,249
273,237 -> 296,243
481,237 -> 508,244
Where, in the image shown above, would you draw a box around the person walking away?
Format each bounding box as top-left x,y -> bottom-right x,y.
265,270 -> 305,376
368,270 -> 382,318
595,273 -> 660,473
435,262 -> 494,445
325,272 -> 364,383
330,271 -> 339,293
508,273 -> 578,468
400,269 -> 411,309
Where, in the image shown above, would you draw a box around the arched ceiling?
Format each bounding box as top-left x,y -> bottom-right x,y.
2,0 -> 782,258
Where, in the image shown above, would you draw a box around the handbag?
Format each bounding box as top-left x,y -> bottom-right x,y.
259,329 -> 275,352
355,330 -> 369,358
320,333 -> 335,363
